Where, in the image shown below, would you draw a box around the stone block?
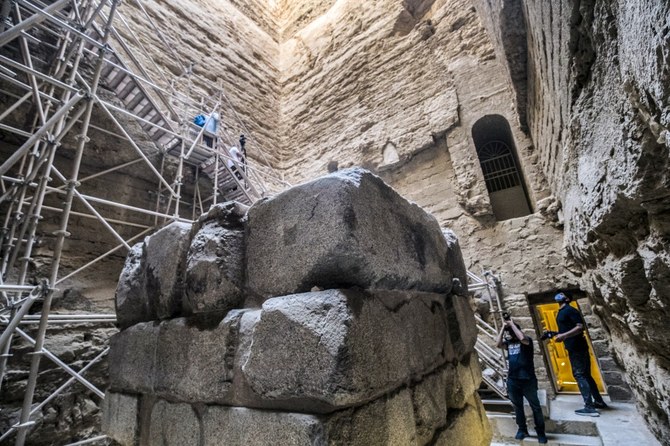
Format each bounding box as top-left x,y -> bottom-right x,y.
148,400 -> 200,446
325,388 -> 417,446
240,289 -> 453,412
442,228 -> 468,294
445,353 -> 481,410
246,168 -> 455,299
145,222 -> 192,319
108,322 -> 159,393
411,369 -> 449,444
446,295 -> 477,360
154,313 -> 242,402
202,406 -> 324,446
115,243 -> 150,330
607,385 -> 633,402
183,202 -> 246,315
591,339 -> 609,357
433,395 -> 492,446
101,392 -> 139,446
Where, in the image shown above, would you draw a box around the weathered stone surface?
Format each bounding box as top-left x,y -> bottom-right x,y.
446,295 -> 478,361
411,369 -> 449,444
148,400 -> 200,446
247,168 -> 454,299
101,392 -> 139,446
240,289 -> 452,412
445,353 -> 482,410
433,395 -> 492,446
442,228 -> 468,295
115,243 -> 150,330
114,222 -> 193,328
154,313 -> 242,402
183,202 -> 246,315
325,389 -> 418,446
145,222 -> 192,319
108,322 -> 159,393
203,406 -> 325,446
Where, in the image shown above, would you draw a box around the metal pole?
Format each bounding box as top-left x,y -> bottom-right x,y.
0,284 -> 43,352
14,2 -> 120,443
56,227 -> 153,285
95,99 -> 178,197
0,0 -> 70,46
0,92 -> 84,177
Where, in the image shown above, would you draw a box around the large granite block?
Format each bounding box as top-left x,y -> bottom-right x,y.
433,395 -> 492,446
203,406 -> 325,446
325,388 -> 418,446
101,392 -> 139,446
246,168 -> 454,299
154,313 -> 243,402
240,289 -> 452,412
183,202 -> 246,315
445,294 -> 478,360
445,353 -> 482,410
115,242 -> 150,330
114,222 -> 193,327
108,321 -> 159,393
145,222 -> 192,319
148,400 -> 200,446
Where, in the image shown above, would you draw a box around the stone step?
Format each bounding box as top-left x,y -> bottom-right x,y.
489,414 -> 600,443
522,433 -> 602,446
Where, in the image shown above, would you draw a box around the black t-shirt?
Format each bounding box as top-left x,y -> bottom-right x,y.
556,305 -> 588,352
505,337 -> 536,380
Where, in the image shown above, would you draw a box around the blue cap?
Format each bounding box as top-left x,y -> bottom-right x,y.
554,293 -> 567,302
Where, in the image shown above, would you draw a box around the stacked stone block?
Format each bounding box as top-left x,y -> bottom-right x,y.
104,168 -> 492,445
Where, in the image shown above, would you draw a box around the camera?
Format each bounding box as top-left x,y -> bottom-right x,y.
502,312 -> 511,321
540,330 -> 558,341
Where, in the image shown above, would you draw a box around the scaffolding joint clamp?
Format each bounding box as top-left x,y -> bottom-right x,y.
13,421 -> 36,430
52,229 -> 71,238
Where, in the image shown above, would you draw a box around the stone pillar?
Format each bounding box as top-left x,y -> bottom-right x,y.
104,168 -> 492,446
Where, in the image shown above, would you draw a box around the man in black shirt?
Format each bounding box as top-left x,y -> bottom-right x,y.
497,317 -> 547,443
553,292 -> 607,417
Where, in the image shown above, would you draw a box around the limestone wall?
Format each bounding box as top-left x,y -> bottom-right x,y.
115,0 -> 282,167
474,0 -> 670,439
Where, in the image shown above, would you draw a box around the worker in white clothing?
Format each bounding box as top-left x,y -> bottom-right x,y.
227,146 -> 245,181
202,112 -> 219,148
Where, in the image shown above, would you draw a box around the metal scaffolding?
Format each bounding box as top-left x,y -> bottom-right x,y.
0,0 -> 288,444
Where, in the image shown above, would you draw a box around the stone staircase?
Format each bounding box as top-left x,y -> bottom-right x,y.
489,394 -> 603,446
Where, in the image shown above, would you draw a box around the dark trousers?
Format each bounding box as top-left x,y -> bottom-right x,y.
568,348 -> 604,408
507,377 -> 545,434
203,135 -> 214,148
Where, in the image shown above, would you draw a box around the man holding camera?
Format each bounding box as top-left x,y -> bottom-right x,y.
552,292 -> 607,417
497,314 -> 547,443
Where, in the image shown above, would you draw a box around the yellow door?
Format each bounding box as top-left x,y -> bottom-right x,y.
535,302 -> 606,394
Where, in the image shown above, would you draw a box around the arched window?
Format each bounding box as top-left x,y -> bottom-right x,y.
472,115 -> 532,220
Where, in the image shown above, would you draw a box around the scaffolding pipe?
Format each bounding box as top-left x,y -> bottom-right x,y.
0,92 -> 84,177
56,226 -> 153,285
14,2 -> 119,443
13,327 -> 105,398
0,0 -> 69,46
0,285 -> 43,352
95,98 -> 178,197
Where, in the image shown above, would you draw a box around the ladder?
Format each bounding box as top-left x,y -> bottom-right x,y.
468,270 -> 509,399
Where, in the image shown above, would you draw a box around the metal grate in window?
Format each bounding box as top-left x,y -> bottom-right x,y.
477,140 -> 523,193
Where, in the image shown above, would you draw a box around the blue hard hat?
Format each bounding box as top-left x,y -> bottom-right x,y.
554,292 -> 568,302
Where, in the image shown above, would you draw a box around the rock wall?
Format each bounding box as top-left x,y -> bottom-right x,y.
115,0 -> 282,167
104,169 -> 492,446
474,0 -> 670,440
